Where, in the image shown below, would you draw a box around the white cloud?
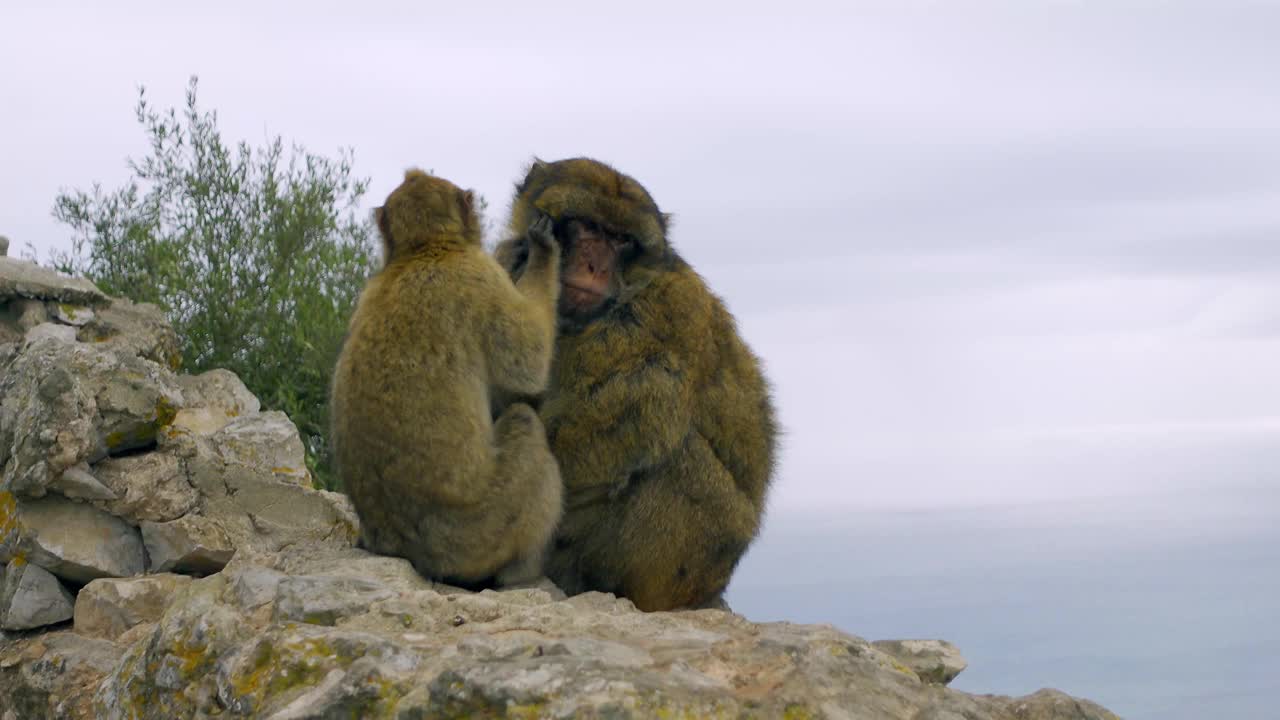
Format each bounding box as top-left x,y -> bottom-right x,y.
2,1 -> 1277,511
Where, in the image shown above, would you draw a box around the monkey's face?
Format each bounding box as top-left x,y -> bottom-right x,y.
556,218 -> 639,320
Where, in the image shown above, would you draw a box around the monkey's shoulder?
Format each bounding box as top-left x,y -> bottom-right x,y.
371,248 -> 509,295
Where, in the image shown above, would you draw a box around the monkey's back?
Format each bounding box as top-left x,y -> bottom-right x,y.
331,248 -> 502,509
652,262 -> 775,508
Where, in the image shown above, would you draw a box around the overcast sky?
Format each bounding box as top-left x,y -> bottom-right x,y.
3,1 -> 1278,511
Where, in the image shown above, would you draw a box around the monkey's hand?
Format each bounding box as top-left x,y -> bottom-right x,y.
493,236 -> 529,279
526,212 -> 556,252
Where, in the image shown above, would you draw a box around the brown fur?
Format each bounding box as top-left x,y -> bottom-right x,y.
331,169 -> 563,586
495,158 -> 777,610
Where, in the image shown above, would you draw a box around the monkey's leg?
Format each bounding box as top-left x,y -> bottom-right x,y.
568,432 -> 759,612
484,403 -> 563,586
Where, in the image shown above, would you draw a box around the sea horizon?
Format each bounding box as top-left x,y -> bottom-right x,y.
727,484 -> 1279,719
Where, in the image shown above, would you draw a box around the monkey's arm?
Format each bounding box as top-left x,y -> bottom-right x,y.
486,221 -> 559,395
543,354 -> 694,492
485,294 -> 555,396
493,236 -> 528,279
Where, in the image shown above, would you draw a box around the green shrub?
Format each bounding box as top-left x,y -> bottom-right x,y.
52,76 -> 378,490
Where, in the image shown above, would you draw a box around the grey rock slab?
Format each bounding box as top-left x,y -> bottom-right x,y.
270,545 -> 432,594
0,256 -> 107,306
168,407 -> 234,438
272,574 -> 398,626
73,574 -> 192,640
0,338 -> 182,497
9,298 -> 49,331
0,343 -> 15,380
141,515 -> 236,575
0,629 -> 122,720
214,411 -> 310,485
176,369 -> 260,421
873,638 -> 969,686
48,462 -> 118,501
5,495 -> 145,583
166,367 -> 267,437
166,431 -> 357,556
76,298 -> 181,370
93,354 -> 184,456
0,339 -> 104,496
92,451 -> 196,522
51,303 -> 95,327
0,559 -> 74,630
226,564 -> 287,609
23,322 -> 77,345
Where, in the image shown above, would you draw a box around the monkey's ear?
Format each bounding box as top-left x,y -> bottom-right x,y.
519,157 -> 550,191
374,205 -> 394,257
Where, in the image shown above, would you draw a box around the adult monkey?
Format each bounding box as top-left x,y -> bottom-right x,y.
494,158 -> 777,611
332,170 -> 562,588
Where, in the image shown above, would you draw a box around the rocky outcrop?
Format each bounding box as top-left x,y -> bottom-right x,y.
0,255 -> 1119,719
872,639 -> 969,687
0,256 -> 357,632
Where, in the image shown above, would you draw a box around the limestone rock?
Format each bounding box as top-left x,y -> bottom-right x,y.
48,463 -> 117,501
175,427 -> 357,554
2,496 -> 145,584
226,564 -> 287,609
75,298 -> 181,371
0,338 -> 182,497
0,559 -> 74,630
0,630 -> 121,720
0,257 -> 107,306
165,408 -> 229,438
91,452 -> 196,523
215,412 -> 310,485
0,324 -> 19,348
273,574 -> 399,626
1000,689 -> 1123,720
51,303 -> 94,327
176,369 -> 260,424
73,574 -> 192,640
140,515 -> 236,575
0,235 -> 8,256
873,638 -> 968,685
24,322 -> 76,345
81,544 -> 1123,719
9,298 -> 49,331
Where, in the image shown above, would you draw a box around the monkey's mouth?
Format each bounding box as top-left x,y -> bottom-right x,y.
561,283 -> 608,317
563,282 -> 604,299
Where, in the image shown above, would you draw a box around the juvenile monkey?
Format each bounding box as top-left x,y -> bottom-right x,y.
330,169 -> 563,587
495,158 -> 777,611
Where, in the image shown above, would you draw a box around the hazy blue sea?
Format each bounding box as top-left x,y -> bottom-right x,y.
726,486 -> 1280,719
